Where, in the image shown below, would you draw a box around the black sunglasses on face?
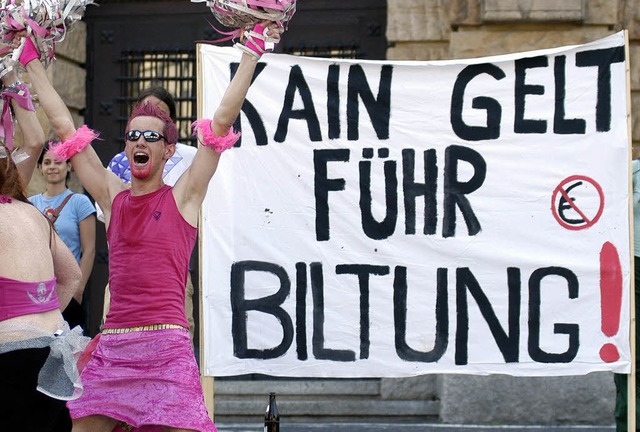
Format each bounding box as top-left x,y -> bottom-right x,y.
125,130 -> 166,143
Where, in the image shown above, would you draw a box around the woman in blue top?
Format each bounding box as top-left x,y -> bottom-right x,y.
29,145 -> 96,330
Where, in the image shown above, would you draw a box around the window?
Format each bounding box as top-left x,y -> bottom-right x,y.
118,50 -> 198,146
284,43 -> 361,59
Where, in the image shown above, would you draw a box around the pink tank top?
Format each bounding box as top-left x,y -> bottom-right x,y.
104,185 -> 197,329
0,276 -> 60,320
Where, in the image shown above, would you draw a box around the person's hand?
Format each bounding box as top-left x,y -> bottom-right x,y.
262,20 -> 284,43
10,33 -> 24,49
237,20 -> 284,59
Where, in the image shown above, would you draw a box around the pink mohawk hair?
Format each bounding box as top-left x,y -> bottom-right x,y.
126,102 -> 178,145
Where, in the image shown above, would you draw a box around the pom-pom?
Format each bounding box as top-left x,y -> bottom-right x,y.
3,81 -> 34,111
48,124 -> 100,160
0,0 -> 97,68
0,49 -> 16,78
192,118 -> 240,153
0,81 -> 35,150
192,0 -> 295,41
10,148 -> 30,165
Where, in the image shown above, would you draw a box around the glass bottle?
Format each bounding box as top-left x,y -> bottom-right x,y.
264,392 -> 280,432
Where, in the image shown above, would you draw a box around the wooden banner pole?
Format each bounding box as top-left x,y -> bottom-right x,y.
196,43 -> 216,420
625,29 -> 636,432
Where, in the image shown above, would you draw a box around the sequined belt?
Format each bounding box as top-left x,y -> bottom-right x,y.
101,324 -> 188,334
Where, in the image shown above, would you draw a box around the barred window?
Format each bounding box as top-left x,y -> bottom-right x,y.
118,50 -> 198,146
283,43 -> 361,59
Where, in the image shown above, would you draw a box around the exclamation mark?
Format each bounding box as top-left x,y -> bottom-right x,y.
599,241 -> 623,363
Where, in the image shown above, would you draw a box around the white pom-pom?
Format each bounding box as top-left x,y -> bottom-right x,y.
0,0 -> 96,68
192,0 -> 295,39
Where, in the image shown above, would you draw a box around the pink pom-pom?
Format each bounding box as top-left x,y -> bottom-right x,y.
0,83 -> 35,150
192,118 -> 240,153
48,125 -> 100,160
205,0 -> 296,29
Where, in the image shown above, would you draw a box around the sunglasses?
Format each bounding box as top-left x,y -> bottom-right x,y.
125,130 -> 166,143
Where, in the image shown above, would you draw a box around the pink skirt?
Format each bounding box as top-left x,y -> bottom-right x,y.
67,329 -> 216,432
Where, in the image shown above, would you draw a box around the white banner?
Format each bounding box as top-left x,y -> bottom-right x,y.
199,32 -> 632,377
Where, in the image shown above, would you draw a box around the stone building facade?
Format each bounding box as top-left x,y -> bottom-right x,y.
25,0 -> 640,425
386,0 -> 640,151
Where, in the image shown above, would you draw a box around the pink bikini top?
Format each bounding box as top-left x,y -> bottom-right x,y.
0,276 -> 61,321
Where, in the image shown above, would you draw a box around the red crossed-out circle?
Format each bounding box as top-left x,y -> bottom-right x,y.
551,175 -> 605,231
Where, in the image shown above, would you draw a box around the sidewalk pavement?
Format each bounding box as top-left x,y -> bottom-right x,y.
216,423 -> 615,432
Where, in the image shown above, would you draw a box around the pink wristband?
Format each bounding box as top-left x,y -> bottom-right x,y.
235,23 -> 280,59
19,37 -> 39,66
192,118 -> 240,153
245,23 -> 268,56
48,125 -> 100,161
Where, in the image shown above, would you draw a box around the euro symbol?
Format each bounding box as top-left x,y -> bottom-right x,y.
558,181 -> 583,224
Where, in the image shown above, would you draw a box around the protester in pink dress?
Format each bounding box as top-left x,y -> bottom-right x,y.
21,15 -> 287,432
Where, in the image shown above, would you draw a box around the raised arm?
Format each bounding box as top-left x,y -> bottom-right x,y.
24,45 -> 125,221
1,68 -> 44,185
173,22 -> 283,226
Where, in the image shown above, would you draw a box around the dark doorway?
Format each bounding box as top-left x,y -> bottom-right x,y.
83,0 -> 387,339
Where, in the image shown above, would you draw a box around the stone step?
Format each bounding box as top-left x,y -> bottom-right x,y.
215,399 -> 439,417
212,379 -> 440,422
214,400 -> 439,423
214,379 -> 380,396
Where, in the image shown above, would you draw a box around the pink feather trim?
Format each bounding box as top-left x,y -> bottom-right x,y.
192,118 -> 241,153
48,125 -> 100,161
